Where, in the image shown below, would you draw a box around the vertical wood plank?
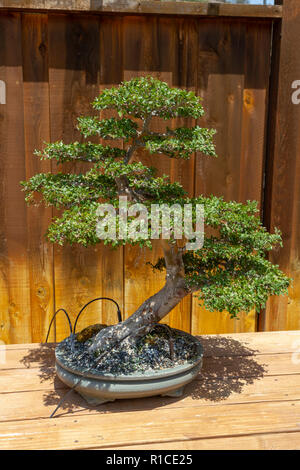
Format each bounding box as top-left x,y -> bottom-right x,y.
192,18 -> 264,335
48,14 -> 104,340
193,18 -> 246,335
123,16 -> 195,332
238,20 -> 272,334
21,13 -> 55,343
262,1 -> 300,331
0,12 -> 31,344
122,15 -> 171,327
98,15 -> 124,326
240,20 -> 272,209
163,17 -> 199,332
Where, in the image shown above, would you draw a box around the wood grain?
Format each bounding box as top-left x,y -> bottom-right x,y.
0,12 -> 32,344
0,400 -> 299,450
48,14 -> 105,341
3,329 -> 299,353
240,20 -> 272,209
0,332 -> 299,450
2,330 -> 300,370
98,15 -> 124,327
262,0 -> 300,331
122,16 -> 198,331
0,1 -> 283,19
191,18 -> 272,335
1,352 -> 300,394
1,374 -> 300,422
103,432 -> 300,450
193,19 -> 247,336
21,13 -> 55,343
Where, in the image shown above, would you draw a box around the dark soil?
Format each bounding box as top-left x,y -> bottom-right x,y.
55,324 -> 202,376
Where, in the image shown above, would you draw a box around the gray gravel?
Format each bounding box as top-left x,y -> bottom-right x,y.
56,324 -> 202,376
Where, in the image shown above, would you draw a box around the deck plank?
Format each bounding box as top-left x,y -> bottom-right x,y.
0,375 -> 300,422
104,432 -> 300,451
0,352 -> 299,393
1,330 -> 300,370
0,331 -> 299,450
0,400 -> 299,450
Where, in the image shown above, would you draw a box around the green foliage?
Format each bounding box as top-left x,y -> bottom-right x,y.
184,197 -> 290,316
35,141 -> 126,163
98,159 -> 154,179
77,116 -> 138,140
46,202 -> 100,246
93,76 -> 205,119
21,76 -> 291,318
150,196 -> 291,317
46,201 -> 152,249
21,171 -> 117,208
144,127 -> 217,159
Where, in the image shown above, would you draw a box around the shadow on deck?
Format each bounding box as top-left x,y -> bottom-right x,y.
19,336 -> 267,417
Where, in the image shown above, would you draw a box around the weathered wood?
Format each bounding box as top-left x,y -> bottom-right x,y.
98,15 -> 124,327
0,1 -> 283,18
21,13 -> 55,343
2,352 -> 300,393
103,432 -> 300,450
122,15 -> 193,332
2,330 -> 300,370
0,12 -> 32,344
0,400 -> 299,450
1,374 -> 300,422
192,18 -> 272,335
48,14 -> 105,341
193,18 -> 247,336
262,0 -> 300,331
0,332 -> 299,450
2,346 -> 300,393
240,21 -> 272,209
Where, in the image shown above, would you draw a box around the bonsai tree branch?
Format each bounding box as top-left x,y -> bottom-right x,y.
115,115 -> 153,201
124,114 -> 152,164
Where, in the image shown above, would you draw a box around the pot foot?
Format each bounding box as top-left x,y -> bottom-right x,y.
77,391 -> 115,406
161,386 -> 185,398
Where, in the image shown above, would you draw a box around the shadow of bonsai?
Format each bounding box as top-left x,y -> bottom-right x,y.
19,343 -> 89,415
20,343 -> 56,382
184,335 -> 267,401
19,335 -> 267,416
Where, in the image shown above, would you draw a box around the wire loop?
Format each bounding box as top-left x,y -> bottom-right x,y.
45,308 -> 73,343
73,297 -> 122,335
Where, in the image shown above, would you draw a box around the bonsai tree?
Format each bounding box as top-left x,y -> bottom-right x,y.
21,76 -> 290,355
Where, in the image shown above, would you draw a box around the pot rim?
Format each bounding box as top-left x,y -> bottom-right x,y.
55,328 -> 203,382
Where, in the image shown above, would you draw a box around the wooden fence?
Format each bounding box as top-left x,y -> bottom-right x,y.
0,1 -> 299,344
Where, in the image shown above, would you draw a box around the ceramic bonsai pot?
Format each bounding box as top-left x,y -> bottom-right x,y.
55,330 -> 203,405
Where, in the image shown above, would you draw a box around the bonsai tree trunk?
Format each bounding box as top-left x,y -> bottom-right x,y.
88,241 -> 191,355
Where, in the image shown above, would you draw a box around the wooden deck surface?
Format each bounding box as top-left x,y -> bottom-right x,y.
0,330 -> 300,450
